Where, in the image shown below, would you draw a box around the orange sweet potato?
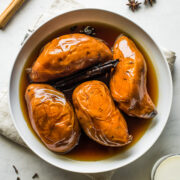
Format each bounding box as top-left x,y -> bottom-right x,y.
30,33 -> 112,82
25,84 -> 80,153
72,80 -> 132,147
110,35 -> 157,119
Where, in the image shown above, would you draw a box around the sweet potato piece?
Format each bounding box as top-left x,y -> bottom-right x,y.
25,84 -> 80,153
110,35 -> 157,119
30,33 -> 112,82
73,80 -> 132,147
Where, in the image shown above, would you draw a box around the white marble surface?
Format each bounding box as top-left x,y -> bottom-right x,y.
0,0 -> 180,179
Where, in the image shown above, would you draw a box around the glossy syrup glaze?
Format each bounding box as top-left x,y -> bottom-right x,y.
110,35 -> 157,119
30,33 -> 112,82
25,84 -> 80,153
19,22 -> 158,161
73,80 -> 132,147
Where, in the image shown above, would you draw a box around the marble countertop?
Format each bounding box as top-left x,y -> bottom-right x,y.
0,0 -> 180,179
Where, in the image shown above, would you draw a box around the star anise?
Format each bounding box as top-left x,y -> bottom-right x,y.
144,0 -> 156,6
127,0 -> 141,12
79,26 -> 96,36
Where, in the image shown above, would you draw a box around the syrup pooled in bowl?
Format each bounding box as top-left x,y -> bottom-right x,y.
19,22 -> 158,161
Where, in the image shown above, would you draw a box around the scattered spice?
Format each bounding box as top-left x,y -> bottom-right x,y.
129,61 -> 134,64
144,0 -> 156,6
127,0 -> 156,11
79,26 -> 96,36
126,0 -> 141,12
70,25 -> 77,32
12,165 -> 19,175
12,165 -> 39,179
32,173 -> 39,179
26,68 -> 32,74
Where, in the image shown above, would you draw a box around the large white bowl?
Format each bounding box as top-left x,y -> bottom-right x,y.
9,9 -> 173,174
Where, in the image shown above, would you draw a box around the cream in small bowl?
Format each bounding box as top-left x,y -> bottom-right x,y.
152,154 -> 180,180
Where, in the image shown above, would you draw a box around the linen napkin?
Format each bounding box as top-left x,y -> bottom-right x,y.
0,0 -> 176,179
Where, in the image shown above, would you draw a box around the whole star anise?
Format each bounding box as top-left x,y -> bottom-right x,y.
79,26 -> 96,36
127,0 -> 141,12
144,0 -> 156,6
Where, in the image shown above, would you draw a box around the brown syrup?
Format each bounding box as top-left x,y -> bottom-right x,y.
19,22 -> 158,161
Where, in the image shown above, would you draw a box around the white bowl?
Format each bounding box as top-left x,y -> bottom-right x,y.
9,9 -> 173,174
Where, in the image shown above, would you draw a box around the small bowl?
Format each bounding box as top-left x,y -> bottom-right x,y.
151,154 -> 180,180
9,9 -> 173,174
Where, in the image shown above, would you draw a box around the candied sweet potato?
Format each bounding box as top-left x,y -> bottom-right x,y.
25,84 -> 80,153
72,80 -> 132,147
30,33 -> 112,82
110,35 -> 157,119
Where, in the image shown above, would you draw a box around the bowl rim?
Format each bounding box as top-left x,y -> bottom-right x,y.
8,8 -> 173,174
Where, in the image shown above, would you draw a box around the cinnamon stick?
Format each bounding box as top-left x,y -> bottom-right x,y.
52,59 -> 119,89
0,0 -> 26,29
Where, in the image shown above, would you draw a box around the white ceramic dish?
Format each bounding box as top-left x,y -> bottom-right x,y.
9,9 -> 173,174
